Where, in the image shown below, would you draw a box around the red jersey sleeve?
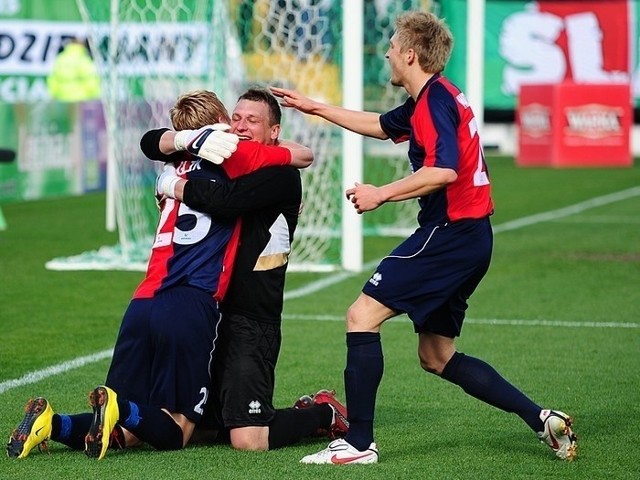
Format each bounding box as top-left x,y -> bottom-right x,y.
222,141 -> 292,179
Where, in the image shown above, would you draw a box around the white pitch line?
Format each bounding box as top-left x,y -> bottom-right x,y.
3,316 -> 636,395
286,186 -> 640,300
283,313 -> 639,329
550,215 -> 640,224
0,349 -> 113,395
284,259 -> 379,300
492,186 -> 640,233
3,187 -> 639,395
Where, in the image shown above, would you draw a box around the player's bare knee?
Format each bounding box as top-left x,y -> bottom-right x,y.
230,436 -> 268,451
229,428 -> 269,451
346,293 -> 395,332
419,353 -> 445,375
346,304 -> 365,331
346,301 -> 381,332
419,358 -> 442,375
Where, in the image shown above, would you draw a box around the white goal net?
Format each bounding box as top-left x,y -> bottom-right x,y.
47,0 -> 429,272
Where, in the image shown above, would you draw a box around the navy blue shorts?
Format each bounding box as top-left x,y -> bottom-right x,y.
362,218 -> 493,337
105,286 -> 221,423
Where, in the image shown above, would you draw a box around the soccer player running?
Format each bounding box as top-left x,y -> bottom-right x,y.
148,88 -> 348,451
270,11 -> 577,464
6,90 -> 313,460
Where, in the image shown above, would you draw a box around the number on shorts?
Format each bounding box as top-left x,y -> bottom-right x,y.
194,387 -> 209,415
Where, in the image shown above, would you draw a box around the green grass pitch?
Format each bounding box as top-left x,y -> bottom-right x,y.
1,156 -> 639,479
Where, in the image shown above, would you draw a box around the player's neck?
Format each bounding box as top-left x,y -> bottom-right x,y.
405,71 -> 435,100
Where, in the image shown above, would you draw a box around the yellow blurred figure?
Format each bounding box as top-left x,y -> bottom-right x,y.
47,38 -> 101,102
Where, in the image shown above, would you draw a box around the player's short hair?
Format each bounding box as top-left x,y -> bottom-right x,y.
170,90 -> 230,130
394,11 -> 453,74
237,87 -> 282,127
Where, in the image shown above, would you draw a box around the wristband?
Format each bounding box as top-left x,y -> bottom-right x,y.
161,175 -> 181,198
173,130 -> 193,151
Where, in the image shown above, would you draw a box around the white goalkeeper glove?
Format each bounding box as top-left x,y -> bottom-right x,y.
173,123 -> 239,165
156,164 -> 181,198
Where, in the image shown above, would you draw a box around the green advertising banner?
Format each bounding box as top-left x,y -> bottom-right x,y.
1,0 -> 638,110
0,0 -> 89,202
0,101 -> 107,202
1,0 -> 638,203
0,0 -> 204,202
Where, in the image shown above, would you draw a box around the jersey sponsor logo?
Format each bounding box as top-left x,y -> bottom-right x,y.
175,159 -> 202,175
368,272 -> 382,287
248,400 -> 262,415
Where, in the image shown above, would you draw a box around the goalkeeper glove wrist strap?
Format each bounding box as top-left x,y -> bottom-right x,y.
161,175 -> 181,198
173,130 -> 194,151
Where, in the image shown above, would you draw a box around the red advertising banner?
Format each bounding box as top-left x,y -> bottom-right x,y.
517,83 -> 632,167
444,0 -> 637,110
537,0 -> 631,83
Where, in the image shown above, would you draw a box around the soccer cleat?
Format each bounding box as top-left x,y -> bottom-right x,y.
293,394 -> 314,410
300,438 -> 378,465
312,390 -> 349,439
294,389 -> 349,439
537,409 -> 577,461
7,397 -> 53,459
85,386 -> 119,460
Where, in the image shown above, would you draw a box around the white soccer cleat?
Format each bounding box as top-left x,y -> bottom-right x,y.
537,409 -> 577,461
300,438 -> 379,465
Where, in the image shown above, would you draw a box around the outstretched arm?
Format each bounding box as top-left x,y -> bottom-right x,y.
141,127 -> 312,168
275,139 -> 313,168
140,128 -> 183,162
270,86 -> 388,140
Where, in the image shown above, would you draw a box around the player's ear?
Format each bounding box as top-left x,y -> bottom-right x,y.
270,124 -> 281,142
406,48 -> 417,65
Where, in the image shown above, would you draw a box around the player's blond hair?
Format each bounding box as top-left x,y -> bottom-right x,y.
170,90 -> 230,130
394,11 -> 453,74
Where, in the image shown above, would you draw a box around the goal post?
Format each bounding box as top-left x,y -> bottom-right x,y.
47,0 -> 431,273
341,0 -> 364,272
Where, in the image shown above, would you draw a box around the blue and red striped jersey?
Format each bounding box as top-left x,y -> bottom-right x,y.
133,141 -> 292,300
380,73 -> 494,226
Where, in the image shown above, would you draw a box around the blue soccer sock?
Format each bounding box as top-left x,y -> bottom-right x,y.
441,352 -> 543,431
343,331 -> 384,451
51,413 -> 93,450
118,400 -> 184,450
